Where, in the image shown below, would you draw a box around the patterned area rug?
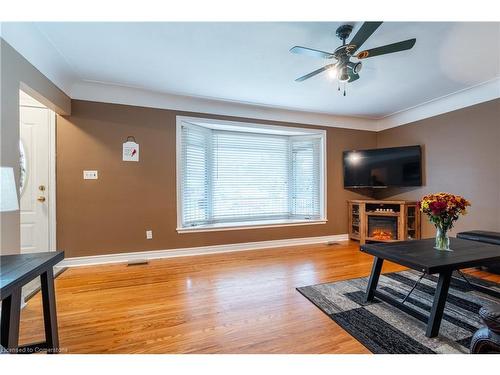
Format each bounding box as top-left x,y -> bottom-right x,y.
297,270 -> 500,354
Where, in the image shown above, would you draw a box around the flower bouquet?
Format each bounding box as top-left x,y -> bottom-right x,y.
418,192 -> 471,251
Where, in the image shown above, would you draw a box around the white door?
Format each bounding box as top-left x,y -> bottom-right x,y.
20,104 -> 51,253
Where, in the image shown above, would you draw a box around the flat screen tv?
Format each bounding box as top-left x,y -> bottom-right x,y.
343,145 -> 422,188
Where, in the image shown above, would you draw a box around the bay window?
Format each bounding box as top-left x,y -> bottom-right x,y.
177,116 -> 326,232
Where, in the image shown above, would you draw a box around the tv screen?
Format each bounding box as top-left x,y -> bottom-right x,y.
343,145 -> 422,188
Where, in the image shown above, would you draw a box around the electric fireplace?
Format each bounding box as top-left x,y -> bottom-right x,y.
347,200 -> 421,244
368,216 -> 398,241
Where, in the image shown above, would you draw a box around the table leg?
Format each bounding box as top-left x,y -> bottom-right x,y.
40,268 -> 59,353
426,270 -> 452,338
364,257 -> 384,303
0,288 -> 22,352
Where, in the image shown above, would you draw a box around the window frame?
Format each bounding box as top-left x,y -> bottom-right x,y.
176,116 -> 327,233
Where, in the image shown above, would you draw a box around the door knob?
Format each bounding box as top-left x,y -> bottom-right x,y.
37,196 -> 46,203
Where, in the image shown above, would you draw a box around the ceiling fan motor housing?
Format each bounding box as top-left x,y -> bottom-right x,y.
335,24 -> 354,43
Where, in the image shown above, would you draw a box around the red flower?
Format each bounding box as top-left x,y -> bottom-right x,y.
429,201 -> 447,215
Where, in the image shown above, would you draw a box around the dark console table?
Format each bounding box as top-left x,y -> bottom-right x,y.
361,238 -> 500,338
0,251 -> 64,353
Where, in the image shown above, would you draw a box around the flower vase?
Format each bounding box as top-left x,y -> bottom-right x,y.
434,226 -> 451,251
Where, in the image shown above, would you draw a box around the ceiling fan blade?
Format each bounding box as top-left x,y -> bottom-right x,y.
348,71 -> 359,83
290,46 -> 334,59
356,38 -> 416,59
347,22 -> 383,54
295,64 -> 336,82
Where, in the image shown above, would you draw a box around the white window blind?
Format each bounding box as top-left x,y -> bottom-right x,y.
179,120 -> 325,230
291,139 -> 321,219
212,131 -> 290,223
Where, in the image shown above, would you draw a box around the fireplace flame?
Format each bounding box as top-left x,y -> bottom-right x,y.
372,229 -> 393,240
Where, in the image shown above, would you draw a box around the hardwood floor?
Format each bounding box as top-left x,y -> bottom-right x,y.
18,241 -> 500,353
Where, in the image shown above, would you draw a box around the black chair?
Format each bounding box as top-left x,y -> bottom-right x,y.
457,231 -> 500,274
470,305 -> 500,353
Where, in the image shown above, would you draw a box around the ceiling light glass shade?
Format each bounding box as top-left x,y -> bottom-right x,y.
327,67 -> 338,79
0,167 -> 19,212
339,68 -> 349,82
353,62 -> 362,74
347,61 -> 362,74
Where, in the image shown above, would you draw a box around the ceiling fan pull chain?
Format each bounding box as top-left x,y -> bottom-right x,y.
343,83 -> 347,97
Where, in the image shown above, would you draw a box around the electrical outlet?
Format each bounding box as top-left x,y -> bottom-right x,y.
146,230 -> 153,240
83,170 -> 98,180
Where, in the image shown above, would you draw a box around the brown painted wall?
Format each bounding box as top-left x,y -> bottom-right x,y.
56,97 -> 500,257
0,38 -> 71,255
57,100 -> 376,257
376,99 -> 500,238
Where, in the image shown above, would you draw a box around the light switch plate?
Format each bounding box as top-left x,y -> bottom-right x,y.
83,170 -> 98,180
146,230 -> 153,240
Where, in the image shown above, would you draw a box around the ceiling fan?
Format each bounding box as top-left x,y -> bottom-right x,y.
290,22 -> 416,95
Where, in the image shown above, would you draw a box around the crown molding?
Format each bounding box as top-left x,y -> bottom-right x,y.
71,78 -> 500,133
376,77 -> 500,131
70,80 -> 377,131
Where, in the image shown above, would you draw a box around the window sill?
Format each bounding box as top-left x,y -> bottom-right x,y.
177,219 -> 328,233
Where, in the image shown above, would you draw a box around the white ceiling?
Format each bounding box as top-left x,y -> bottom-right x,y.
3,22 -> 500,120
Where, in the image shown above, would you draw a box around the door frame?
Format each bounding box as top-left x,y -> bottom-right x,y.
48,110 -> 57,251
19,91 -> 57,252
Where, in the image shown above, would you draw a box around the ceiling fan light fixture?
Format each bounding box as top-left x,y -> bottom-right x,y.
290,22 -> 416,90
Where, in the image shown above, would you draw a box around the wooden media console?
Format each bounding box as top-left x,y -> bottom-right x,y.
348,200 -> 421,245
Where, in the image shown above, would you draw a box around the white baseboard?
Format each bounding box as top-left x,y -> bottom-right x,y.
59,234 -> 349,268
